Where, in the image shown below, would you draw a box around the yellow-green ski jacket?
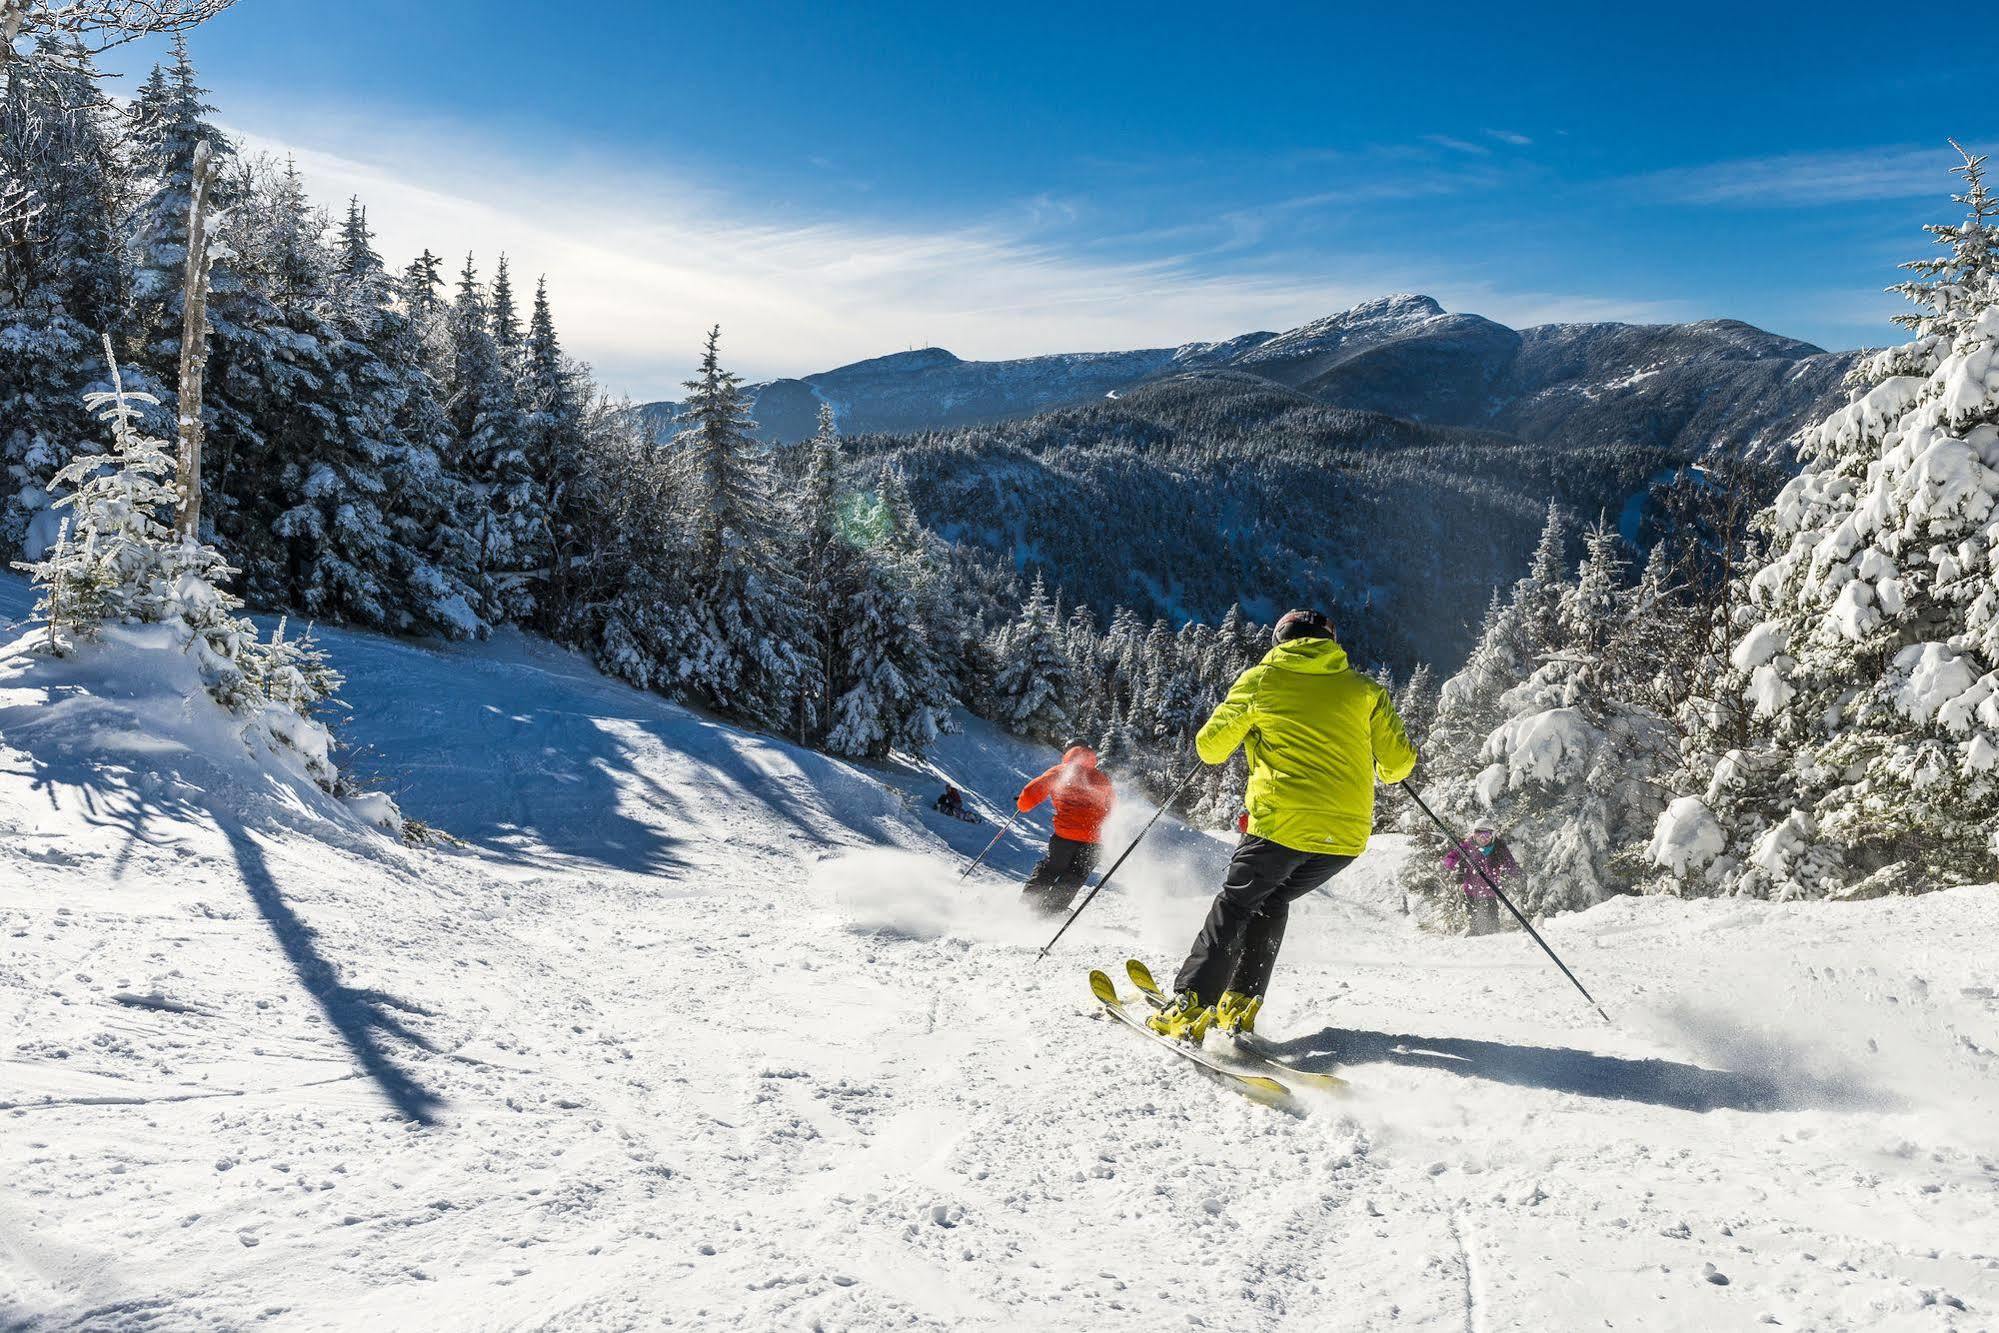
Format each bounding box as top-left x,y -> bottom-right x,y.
1196,636 -> 1418,857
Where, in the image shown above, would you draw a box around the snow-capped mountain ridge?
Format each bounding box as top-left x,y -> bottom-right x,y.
643,295 -> 1855,457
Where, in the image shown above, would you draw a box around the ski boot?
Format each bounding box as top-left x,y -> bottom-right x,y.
1146,991 -> 1213,1043
1214,991 -> 1263,1037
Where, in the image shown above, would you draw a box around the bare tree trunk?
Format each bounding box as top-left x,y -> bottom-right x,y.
174,137 -> 215,542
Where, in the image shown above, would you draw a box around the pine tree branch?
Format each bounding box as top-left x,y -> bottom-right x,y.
7,0 -> 236,53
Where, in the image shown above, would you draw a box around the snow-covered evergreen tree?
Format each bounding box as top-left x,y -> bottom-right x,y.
1394,663 -> 1439,748
1652,143 -> 1999,898
873,460 -> 924,559
263,197 -> 476,636
1396,589 -> 1528,925
793,404 -> 845,742
522,275 -> 585,625
13,337 -> 186,633
488,252 -> 521,366
864,459 -> 968,719
231,154 -> 344,607
988,571 -> 1072,743
11,337 -> 360,800
578,399 -> 686,690
824,547 -> 944,758
1155,621 -> 1203,739
662,325 -> 805,729
1211,602 -> 1255,682
1094,697 -> 1139,770
445,253 -> 536,621
124,40 -> 299,591
1399,507 -> 1676,922
1469,521 -> 1671,914
0,34 -> 124,560
388,246 -> 482,633
401,248 -> 444,321
258,157 -> 322,317
1414,504 -> 1570,790
1422,590 -> 1530,784
1517,498 -> 1569,659
125,38 -> 232,353
817,453 -> 953,754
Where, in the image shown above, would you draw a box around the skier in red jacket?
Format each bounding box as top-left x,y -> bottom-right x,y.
1016,743 -> 1116,916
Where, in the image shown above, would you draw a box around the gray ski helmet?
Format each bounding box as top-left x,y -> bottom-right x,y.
1273,608 -> 1337,645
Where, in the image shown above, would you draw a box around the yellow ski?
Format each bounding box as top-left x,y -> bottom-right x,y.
1124,958 -> 1349,1095
1087,971 -> 1296,1111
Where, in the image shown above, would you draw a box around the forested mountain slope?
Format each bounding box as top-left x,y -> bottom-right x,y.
637,298 -> 1851,675
842,371 -> 1715,672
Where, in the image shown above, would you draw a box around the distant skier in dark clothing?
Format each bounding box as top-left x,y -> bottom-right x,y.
933,785 -> 966,820
1017,744 -> 1116,917
1444,827 -> 1518,936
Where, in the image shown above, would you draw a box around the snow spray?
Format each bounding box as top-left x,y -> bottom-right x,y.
1037,763 -> 1205,962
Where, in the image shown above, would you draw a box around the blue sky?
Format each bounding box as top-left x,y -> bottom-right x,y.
117,0 -> 1989,397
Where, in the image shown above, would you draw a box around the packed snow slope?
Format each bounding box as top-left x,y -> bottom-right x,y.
2,570 -> 1996,1332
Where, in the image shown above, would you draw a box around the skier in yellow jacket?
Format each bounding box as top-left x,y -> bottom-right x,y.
1149,608 -> 1418,1041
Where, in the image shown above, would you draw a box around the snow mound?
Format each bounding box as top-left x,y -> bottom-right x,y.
0,620 -> 395,845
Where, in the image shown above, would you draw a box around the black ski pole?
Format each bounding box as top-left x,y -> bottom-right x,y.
958,810 -> 1022,882
1037,763 -> 1205,962
1400,779 -> 1613,1024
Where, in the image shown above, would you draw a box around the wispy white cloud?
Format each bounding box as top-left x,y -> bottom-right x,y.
1468,288 -> 1689,328
1634,144 -> 1967,206
1424,134 -> 1492,157
240,128 -> 1394,398
224,105 -> 1684,399
1485,128 -> 1533,146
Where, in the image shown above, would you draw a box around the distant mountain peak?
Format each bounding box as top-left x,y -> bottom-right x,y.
1239,294 -> 1465,373
816,346 -> 962,378
1277,295 -> 1451,341
1347,293 -> 1446,321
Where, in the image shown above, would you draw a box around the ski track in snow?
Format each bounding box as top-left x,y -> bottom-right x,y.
1,572 -> 1996,1331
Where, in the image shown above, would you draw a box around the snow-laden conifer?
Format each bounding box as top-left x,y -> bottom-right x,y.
1467,520 -> 1672,913
12,337 -> 366,806
0,36 -> 124,560
1653,144 -> 1999,897
988,572 -> 1072,744
663,325 -> 805,729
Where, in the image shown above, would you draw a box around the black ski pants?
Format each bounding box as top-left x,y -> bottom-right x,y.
1174,836 -> 1354,1002
1021,834 -> 1100,917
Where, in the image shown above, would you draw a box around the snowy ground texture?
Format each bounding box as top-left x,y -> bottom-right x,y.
2,573 -> 1996,1332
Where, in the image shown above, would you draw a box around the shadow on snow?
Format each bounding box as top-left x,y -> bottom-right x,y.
218,818 -> 446,1125
330,629 -> 905,876
1269,1027 -> 1901,1115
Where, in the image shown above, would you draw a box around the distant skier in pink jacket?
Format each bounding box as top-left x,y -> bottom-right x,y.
1443,828 -> 1518,936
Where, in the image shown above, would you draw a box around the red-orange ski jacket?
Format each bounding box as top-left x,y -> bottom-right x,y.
1017,745 -> 1116,845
